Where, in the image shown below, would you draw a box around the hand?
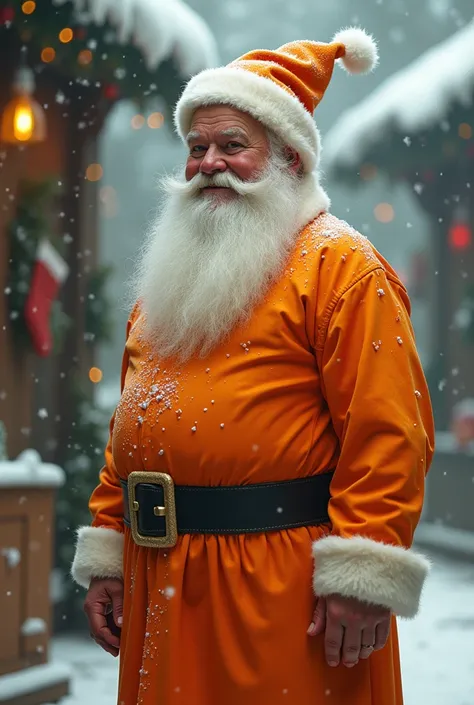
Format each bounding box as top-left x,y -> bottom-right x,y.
307,594 -> 391,668
84,577 -> 124,657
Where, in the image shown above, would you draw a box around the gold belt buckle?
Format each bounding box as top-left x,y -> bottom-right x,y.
127,471 -> 178,548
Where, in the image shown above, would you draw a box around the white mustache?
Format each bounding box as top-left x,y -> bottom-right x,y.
161,168 -> 275,199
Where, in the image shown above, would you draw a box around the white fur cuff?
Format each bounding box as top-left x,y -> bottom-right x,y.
71,526 -> 124,588
312,535 -> 431,618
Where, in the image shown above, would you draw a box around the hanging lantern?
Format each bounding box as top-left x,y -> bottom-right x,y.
1,66 -> 46,144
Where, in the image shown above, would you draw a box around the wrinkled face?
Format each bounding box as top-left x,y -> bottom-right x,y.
185,105 -> 271,200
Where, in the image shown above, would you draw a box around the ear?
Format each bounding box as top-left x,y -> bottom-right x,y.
283,146 -> 302,173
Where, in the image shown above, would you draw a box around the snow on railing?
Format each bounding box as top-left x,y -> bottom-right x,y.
21,617 -> 48,636
0,449 -> 65,487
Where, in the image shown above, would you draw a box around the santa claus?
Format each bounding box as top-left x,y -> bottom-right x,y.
72,28 -> 435,705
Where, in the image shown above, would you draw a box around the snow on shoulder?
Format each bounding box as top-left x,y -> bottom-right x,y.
0,449 -> 65,487
53,0 -> 218,76
305,212 -> 379,264
324,21 -> 474,170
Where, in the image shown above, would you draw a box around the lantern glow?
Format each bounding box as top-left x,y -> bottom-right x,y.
1,97 -> 46,143
14,102 -> 33,140
1,67 -> 47,145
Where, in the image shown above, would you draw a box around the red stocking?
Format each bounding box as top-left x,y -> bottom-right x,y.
24,239 -> 69,356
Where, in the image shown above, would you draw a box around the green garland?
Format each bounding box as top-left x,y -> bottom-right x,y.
1,0 -> 183,110
84,264 -> 115,345
6,178 -> 72,353
6,178 -> 115,354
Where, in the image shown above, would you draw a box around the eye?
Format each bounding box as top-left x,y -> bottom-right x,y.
226,142 -> 243,150
190,145 -> 206,155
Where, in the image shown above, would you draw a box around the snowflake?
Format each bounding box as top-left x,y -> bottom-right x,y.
164,586 -> 176,600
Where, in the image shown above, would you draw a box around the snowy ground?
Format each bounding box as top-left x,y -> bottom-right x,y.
50,551 -> 474,705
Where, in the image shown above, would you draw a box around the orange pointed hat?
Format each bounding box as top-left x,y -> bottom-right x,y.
174,28 -> 378,173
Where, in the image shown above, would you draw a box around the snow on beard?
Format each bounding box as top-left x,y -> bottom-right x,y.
131,152 -> 303,363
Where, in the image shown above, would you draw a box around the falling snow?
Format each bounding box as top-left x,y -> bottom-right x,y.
39,552 -> 474,705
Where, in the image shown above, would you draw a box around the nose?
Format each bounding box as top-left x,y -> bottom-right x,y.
199,144 -> 227,175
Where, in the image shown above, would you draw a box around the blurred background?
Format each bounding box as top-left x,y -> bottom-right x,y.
0,1 -> 473,704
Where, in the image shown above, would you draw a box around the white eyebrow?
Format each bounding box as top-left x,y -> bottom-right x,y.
186,130 -> 201,143
185,127 -> 248,144
219,127 -> 248,141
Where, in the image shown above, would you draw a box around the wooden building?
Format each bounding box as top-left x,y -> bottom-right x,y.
0,1 -> 216,702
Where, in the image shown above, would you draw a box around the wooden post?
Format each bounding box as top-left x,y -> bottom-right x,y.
53,85 -> 108,467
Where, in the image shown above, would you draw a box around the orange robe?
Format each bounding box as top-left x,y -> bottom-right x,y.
73,212 -> 434,705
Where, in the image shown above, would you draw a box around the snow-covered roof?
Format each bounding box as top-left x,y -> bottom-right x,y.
54,0 -> 218,76
0,449 -> 65,488
324,21 -> 474,172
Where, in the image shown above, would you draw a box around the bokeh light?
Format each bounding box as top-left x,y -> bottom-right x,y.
41,47 -> 56,63
59,28 -> 74,43
147,112 -> 164,129
89,367 -> 103,383
78,49 -> 93,66
85,163 -> 103,182
458,123 -> 472,140
131,114 -> 145,130
449,223 -> 472,251
21,1 -> 36,14
359,163 -> 378,181
374,203 -> 395,223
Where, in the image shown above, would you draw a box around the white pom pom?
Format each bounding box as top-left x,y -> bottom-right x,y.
333,27 -> 379,74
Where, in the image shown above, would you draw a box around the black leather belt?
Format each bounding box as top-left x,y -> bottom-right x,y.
121,470 -> 333,548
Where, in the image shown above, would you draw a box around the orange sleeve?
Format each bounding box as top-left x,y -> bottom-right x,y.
89,306 -> 139,532
317,267 -> 435,547
311,267 -> 435,617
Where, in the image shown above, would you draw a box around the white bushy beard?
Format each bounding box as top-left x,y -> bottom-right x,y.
130,155 -> 304,363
